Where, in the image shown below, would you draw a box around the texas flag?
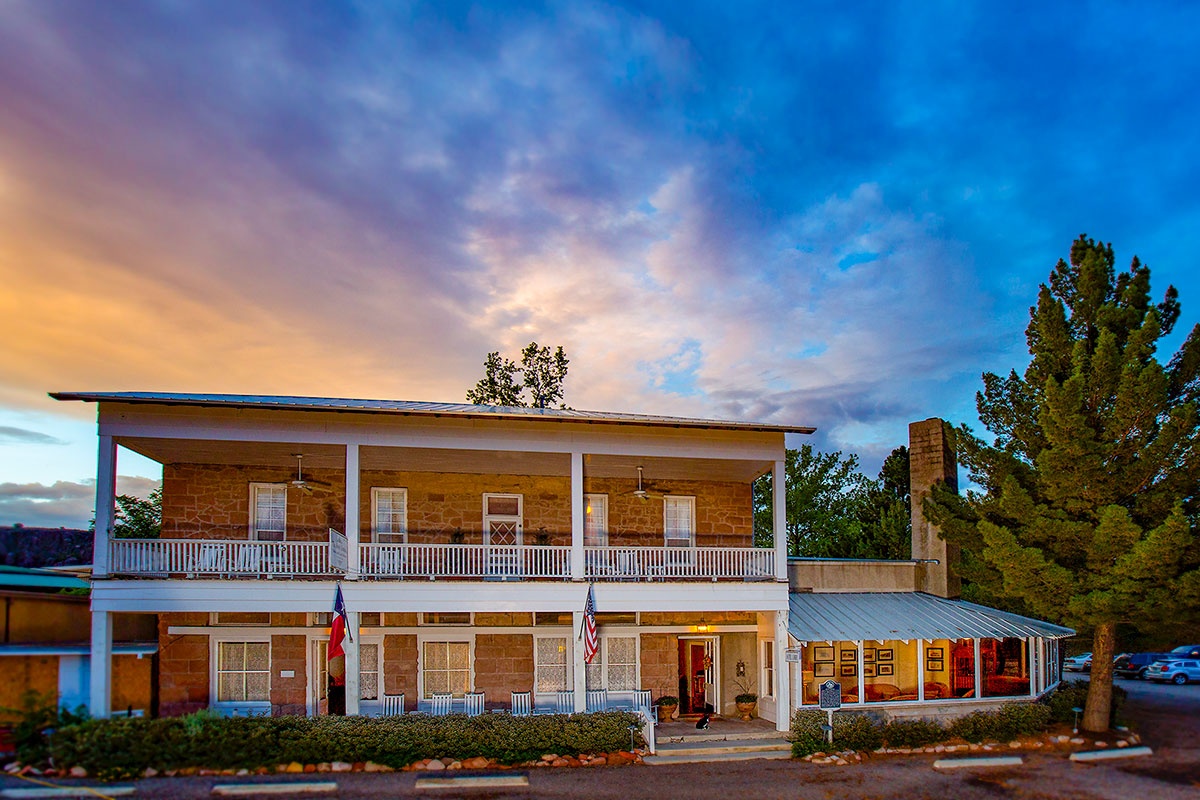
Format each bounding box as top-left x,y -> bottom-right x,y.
328,584 -> 351,666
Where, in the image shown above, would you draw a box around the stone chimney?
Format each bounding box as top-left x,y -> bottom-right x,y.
909,418 -> 960,598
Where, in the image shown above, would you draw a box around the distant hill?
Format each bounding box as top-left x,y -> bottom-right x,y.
0,527 -> 92,568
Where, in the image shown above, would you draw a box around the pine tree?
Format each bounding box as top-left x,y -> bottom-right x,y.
927,235 -> 1200,732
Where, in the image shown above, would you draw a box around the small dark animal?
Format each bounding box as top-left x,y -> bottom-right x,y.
696,713 -> 711,729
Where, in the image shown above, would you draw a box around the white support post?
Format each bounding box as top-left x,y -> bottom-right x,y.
772,459 -> 787,582
93,435 -> 117,578
774,610 -> 790,732
570,452 -> 584,582
345,444 -> 360,580
572,610 -> 587,713
344,610 -> 360,715
856,640 -> 865,704
89,610 -> 112,718
974,638 -> 982,699
918,640 -> 926,702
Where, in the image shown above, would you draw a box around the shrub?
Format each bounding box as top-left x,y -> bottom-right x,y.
1,691 -> 89,766
947,702 -> 1051,743
1045,680 -> 1125,727
49,711 -> 642,781
789,710 -> 883,757
880,718 -> 945,748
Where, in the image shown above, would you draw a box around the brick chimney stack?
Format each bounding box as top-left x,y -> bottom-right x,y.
908,418 -> 960,598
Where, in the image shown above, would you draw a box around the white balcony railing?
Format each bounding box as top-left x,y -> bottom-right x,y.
584,546 -> 775,581
109,538 -> 330,577
359,543 -> 572,580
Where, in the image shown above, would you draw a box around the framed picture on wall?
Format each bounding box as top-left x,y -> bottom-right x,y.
840,664 -> 857,678
927,647 -> 944,660
864,664 -> 877,678
878,663 -> 895,677
815,662 -> 835,678
878,648 -> 893,662
927,658 -> 945,672
840,650 -> 856,662
814,646 -> 835,662
864,648 -> 875,663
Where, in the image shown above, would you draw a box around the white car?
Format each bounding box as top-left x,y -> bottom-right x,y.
1146,659 -> 1200,685
1063,653 -> 1093,672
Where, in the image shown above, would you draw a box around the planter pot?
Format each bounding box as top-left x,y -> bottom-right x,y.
659,703 -> 679,721
735,701 -> 757,721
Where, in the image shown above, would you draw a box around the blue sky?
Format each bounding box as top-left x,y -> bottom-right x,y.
2,1 -> 1198,527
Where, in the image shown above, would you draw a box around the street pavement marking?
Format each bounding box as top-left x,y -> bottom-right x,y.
211,782 -> 338,796
1,789 -> 135,799
932,756 -> 1023,769
1069,746 -> 1153,762
415,774 -> 530,789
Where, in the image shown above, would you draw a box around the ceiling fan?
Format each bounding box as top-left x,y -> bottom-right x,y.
627,465 -> 668,501
289,454 -> 331,495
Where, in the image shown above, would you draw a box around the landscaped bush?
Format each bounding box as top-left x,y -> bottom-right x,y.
789,710 -> 883,757
879,718 -> 946,748
1,691 -> 89,766
49,711 -> 643,781
1045,680 -> 1125,727
947,703 -> 1051,743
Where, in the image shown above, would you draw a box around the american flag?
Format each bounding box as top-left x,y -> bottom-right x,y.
583,584 -> 598,664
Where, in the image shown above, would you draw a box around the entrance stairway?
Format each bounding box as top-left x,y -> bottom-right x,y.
643,727 -> 792,765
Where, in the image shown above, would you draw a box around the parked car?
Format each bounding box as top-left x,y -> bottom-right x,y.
1168,644 -> 1200,659
1064,653 -> 1093,672
1114,652 -> 1173,679
1146,659 -> 1200,685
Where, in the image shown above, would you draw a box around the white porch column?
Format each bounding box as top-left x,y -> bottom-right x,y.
88,610 -> 112,718
774,610 -> 790,732
570,451 -> 584,582
344,610 -> 360,715
772,459 -> 787,582
571,610 -> 587,712
345,444 -> 360,580
974,639 -> 982,699
93,435 -> 117,578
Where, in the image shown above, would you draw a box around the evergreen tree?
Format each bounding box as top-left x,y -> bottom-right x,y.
926,235 -> 1200,732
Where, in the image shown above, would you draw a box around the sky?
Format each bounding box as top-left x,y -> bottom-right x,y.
2,1 -> 1199,528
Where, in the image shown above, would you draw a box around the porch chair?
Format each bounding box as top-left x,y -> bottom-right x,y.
234,543 -> 264,574
381,693 -> 405,716
510,691 -> 532,717
375,547 -> 406,579
464,691 -> 486,717
632,689 -> 657,724
189,542 -> 227,577
586,688 -> 608,712
430,692 -> 454,716
555,689 -> 575,714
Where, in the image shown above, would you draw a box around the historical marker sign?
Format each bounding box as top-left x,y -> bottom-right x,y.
818,680 -> 842,709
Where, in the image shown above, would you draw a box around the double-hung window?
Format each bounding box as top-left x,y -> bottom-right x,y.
359,642 -> 380,701
663,496 -> 695,548
584,494 -> 608,547
371,488 -> 408,543
216,641 -> 270,703
535,636 -> 571,692
422,641 -> 471,697
250,484 -> 286,541
585,635 -> 638,691
761,640 -> 775,698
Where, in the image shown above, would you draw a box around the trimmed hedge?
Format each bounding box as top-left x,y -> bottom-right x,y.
1046,679 -> 1125,726
50,711 -> 643,781
790,710 -> 884,756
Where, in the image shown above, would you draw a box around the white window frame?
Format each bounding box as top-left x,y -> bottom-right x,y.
663,495 -> 696,547
761,640 -> 775,698
417,633 -> 474,699
584,494 -> 608,547
585,634 -> 640,692
358,638 -> 382,701
249,483 -> 287,541
210,634 -> 272,709
533,634 -> 573,694
371,487 -> 408,543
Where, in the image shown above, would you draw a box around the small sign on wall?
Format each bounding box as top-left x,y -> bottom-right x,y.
329,528 -> 349,573
785,648 -> 803,663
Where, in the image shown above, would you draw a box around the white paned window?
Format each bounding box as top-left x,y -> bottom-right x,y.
250,484 -> 286,541
422,641 -> 471,697
762,640 -> 775,698
535,637 -> 570,692
372,488 -> 408,543
663,496 -> 695,547
360,642 -> 379,701
584,494 -> 608,546
216,641 -> 270,703
585,636 -> 638,691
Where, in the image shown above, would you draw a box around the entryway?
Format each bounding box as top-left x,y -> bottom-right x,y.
678,636 -> 719,714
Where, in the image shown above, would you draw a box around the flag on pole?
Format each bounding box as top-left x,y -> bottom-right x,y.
326,582 -> 350,690
582,584 -> 598,664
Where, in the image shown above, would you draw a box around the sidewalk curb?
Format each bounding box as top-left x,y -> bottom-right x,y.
932,756 -> 1023,770
1069,747 -> 1153,762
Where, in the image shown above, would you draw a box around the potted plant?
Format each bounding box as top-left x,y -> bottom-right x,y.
657,695 -> 679,721
734,692 -> 758,721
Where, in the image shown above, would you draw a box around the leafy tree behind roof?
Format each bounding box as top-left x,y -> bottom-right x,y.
926,234 -> 1200,733
466,342 -> 570,409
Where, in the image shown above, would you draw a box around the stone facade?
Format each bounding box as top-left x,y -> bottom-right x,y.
161,465 -> 755,546
157,613 -> 210,717
638,633 -> 678,700
382,634 -> 418,710
270,635 -> 307,716
473,633 -> 535,706
909,418 -> 960,597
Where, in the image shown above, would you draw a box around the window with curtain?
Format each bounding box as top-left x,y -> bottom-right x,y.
251,484 -> 286,541
216,641 -> 270,703
422,641 -> 471,697
585,635 -> 638,691
535,637 -> 570,692
359,642 -> 379,700
584,494 -> 608,546
372,488 -> 408,543
663,496 -> 695,547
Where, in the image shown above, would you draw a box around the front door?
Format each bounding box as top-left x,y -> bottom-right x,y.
483,494 -> 523,578
309,639 -> 328,716
679,636 -> 720,713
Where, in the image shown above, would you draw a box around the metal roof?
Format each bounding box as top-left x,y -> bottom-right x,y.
0,565 -> 89,591
50,391 -> 815,434
788,591 -> 1075,643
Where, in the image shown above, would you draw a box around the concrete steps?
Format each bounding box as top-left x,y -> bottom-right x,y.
644,736 -> 793,765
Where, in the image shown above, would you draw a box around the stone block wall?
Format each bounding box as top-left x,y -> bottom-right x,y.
271,635 -> 307,716
111,654 -> 153,715
909,418 -> 961,597
383,634 -> 418,711
639,633 -> 677,700
0,655 -> 58,724
474,633 -> 535,705
157,613 -> 210,717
